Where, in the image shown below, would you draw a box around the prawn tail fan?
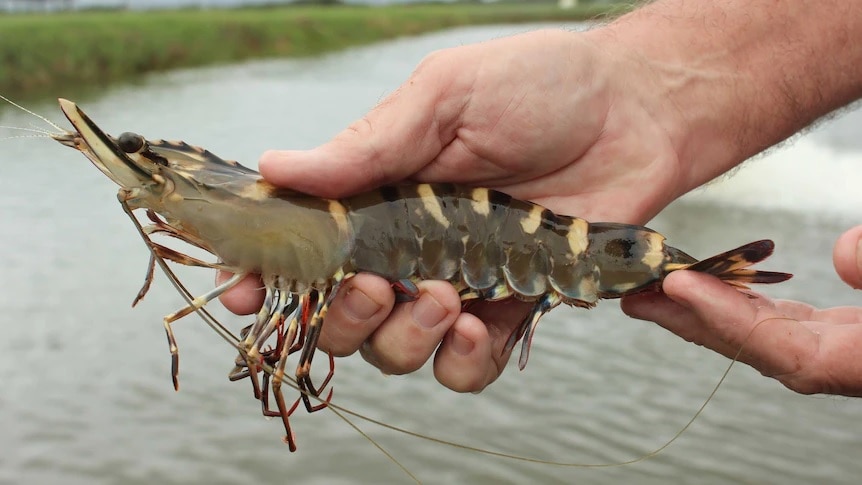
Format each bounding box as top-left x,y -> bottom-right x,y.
676,239 -> 793,290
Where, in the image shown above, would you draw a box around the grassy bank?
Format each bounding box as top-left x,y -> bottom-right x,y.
0,3 -> 625,98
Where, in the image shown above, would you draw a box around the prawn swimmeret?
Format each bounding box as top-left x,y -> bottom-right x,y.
40,97 -> 791,451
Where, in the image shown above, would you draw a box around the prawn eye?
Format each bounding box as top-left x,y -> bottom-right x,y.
118,132 -> 145,153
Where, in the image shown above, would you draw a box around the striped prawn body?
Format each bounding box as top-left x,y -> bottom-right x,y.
347,184 -> 599,301
50,98 -> 792,449
342,184 -> 694,367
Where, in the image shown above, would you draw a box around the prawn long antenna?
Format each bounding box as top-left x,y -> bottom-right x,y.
0,94 -> 65,133
0,125 -> 57,141
320,316 -> 789,469
321,368 -> 731,468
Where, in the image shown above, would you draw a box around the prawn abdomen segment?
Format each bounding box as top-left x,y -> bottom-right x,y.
587,222 -> 680,297
343,184 -> 599,304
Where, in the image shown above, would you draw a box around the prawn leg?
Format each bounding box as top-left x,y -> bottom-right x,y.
162,271 -> 247,390
513,293 -> 563,370
268,293 -> 316,450
295,286 -> 340,412
244,290 -> 295,400
118,193 -> 247,390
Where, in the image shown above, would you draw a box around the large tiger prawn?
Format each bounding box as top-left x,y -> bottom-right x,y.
34,97 -> 791,452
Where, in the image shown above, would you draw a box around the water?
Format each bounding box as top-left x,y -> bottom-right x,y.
2,23 -> 861,484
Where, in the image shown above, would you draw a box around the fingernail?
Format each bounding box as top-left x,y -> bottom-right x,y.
856,239 -> 862,276
451,330 -> 475,356
412,293 -> 447,328
344,288 -> 381,321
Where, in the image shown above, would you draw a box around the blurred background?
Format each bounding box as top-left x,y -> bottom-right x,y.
1,4 -> 861,485
2,0 -> 619,12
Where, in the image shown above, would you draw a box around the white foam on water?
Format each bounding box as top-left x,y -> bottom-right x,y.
681,134 -> 862,219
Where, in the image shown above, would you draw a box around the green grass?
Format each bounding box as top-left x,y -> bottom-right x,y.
0,3 -> 627,98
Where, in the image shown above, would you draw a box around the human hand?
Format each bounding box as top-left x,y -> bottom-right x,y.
220,28 -> 699,392
621,226 -> 862,397
225,0 -> 862,393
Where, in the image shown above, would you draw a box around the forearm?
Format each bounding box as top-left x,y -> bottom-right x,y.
587,0 -> 862,192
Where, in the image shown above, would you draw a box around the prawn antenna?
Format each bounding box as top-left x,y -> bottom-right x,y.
0,94 -> 65,133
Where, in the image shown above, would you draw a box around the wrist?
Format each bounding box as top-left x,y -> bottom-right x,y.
586,0 -> 862,193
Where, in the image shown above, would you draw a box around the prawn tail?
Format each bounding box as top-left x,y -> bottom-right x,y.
673,239 -> 793,290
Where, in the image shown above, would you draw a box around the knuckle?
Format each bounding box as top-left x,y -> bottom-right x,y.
780,376 -> 824,395
775,366 -> 831,395
341,116 -> 388,186
345,115 -> 374,138
415,48 -> 452,73
359,340 -> 427,375
380,351 -> 426,375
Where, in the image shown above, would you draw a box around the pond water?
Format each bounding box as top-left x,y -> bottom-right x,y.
1,23 -> 861,485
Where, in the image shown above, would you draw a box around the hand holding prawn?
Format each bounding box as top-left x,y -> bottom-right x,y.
623,226 -> 862,397
222,30 -> 699,391
50,96 -> 788,450
227,27 -> 861,398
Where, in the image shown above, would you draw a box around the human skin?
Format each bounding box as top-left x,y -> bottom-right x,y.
622,226 -> 862,397
219,0 -> 862,394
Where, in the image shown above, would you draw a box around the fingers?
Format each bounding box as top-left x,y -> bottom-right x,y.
323,276 -> 524,392
259,52 -> 470,198
796,323 -> 862,396
358,281 -> 462,375
324,277 -> 527,392
663,272 -> 819,379
317,273 -> 396,357
623,271 -> 820,379
217,271 -> 265,315
432,298 -> 530,392
216,268 -> 519,392
833,225 -> 862,289
433,313 -> 494,393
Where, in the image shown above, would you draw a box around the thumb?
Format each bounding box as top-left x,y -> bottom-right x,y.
259,68 -> 466,198
660,271 -> 814,377
833,225 -> 862,289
